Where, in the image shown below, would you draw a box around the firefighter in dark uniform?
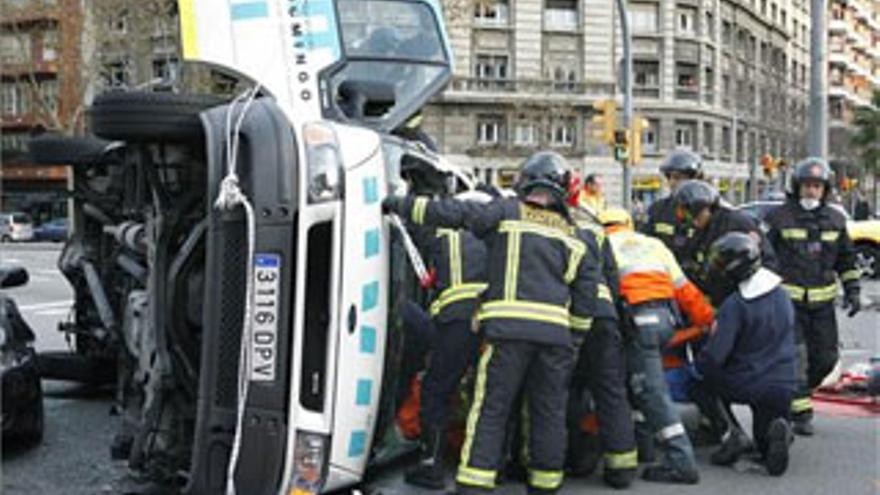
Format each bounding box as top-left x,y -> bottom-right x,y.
642,150 -> 704,263
764,158 -> 861,436
383,151 -> 614,494
405,190 -> 491,489
672,180 -> 777,306
568,206 -> 638,489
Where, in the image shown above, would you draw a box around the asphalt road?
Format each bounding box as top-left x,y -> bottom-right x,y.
1,242 -> 878,495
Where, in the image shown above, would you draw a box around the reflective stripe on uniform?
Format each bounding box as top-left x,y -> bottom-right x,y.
478,300 -> 571,328
604,449 -> 638,470
504,230 -> 522,301
456,465 -> 496,489
430,283 -> 489,316
499,219 -> 586,287
458,346 -> 495,487
783,283 -> 838,303
840,269 -> 860,282
781,228 -> 808,240
791,397 -> 812,414
654,222 -> 674,235
411,197 -> 429,225
821,231 -> 840,242
570,315 -> 593,331
656,422 -> 686,441
528,469 -> 563,490
597,283 -> 612,302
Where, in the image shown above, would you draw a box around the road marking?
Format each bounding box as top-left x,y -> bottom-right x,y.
34,269 -> 62,276
34,308 -> 70,317
1,258 -> 22,263
18,300 -> 73,311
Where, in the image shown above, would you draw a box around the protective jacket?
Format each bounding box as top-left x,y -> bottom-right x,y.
641,196 -> 693,261
427,228 -> 489,322
764,200 -> 860,305
401,196 -> 614,347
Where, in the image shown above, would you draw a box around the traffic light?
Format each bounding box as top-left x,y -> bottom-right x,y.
760,153 -> 776,177
629,116 -> 649,165
613,129 -> 629,161
592,99 -> 617,145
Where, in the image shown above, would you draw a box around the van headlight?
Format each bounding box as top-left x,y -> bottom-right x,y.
304,123 -> 344,203
287,430 -> 329,495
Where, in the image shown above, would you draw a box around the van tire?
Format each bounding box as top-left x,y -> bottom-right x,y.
29,134 -> 115,166
90,91 -> 225,143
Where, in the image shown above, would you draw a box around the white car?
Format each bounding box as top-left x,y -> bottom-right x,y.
0,212 -> 35,242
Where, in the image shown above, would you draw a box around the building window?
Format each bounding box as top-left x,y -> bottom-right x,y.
780,9 -> 786,28
631,3 -> 658,33
675,121 -> 696,148
0,132 -> 28,155
675,62 -> 699,100
0,34 -> 30,64
109,10 -> 129,34
721,126 -> 731,155
703,66 -> 715,103
477,116 -> 504,145
760,0 -> 767,15
39,79 -> 58,113
722,21 -> 732,47
702,122 -> 714,153
152,57 -> 179,81
42,30 -> 58,62
514,122 -> 538,146
551,66 -> 578,92
642,119 -> 659,153
545,0 -> 578,31
634,60 -> 660,98
104,59 -> 131,87
677,7 -> 697,36
474,0 -> 509,25
550,118 -> 576,147
1,83 -> 19,115
475,54 -> 509,80
704,11 -> 715,38
770,3 -> 777,22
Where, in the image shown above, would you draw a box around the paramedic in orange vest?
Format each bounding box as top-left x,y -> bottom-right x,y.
598,208 -> 714,484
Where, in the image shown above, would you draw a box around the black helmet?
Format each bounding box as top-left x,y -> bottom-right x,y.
659,149 -> 703,178
673,180 -> 720,221
790,157 -> 832,200
516,151 -> 571,207
708,232 -> 761,284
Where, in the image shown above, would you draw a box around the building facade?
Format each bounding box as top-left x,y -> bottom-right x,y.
424,0 -> 813,205
0,0 -> 83,220
827,0 -> 879,175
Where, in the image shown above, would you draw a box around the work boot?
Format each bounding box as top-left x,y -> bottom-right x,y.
641,465 -> 700,484
603,467 -> 636,489
405,427 -> 447,490
792,416 -> 814,436
764,419 -> 793,476
710,428 -> 753,466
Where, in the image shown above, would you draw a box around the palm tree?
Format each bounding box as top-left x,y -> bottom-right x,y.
851,89 -> 880,212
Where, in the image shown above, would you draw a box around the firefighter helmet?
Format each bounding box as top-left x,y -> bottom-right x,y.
598,208 -> 633,229
790,157 -> 832,200
659,149 -> 703,179
708,232 -> 761,283
516,151 -> 572,207
673,180 -> 720,221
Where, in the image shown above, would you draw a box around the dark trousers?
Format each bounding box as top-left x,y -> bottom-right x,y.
570,318 -> 636,470
457,339 -> 575,492
792,302 -> 838,418
421,318 -> 480,430
691,380 -> 793,455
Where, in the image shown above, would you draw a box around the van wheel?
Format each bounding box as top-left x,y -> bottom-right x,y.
90,91 -> 226,143
855,243 -> 879,279
29,134 -> 116,166
1,234 -> 11,243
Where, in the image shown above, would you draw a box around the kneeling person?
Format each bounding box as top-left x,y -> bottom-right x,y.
692,232 -> 797,476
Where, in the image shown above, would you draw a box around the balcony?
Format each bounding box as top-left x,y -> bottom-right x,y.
634,85 -> 661,99
544,9 -> 578,32
675,86 -> 700,101
443,77 -> 615,101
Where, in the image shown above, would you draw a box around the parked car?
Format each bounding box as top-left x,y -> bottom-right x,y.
33,218 -> 69,242
0,212 -> 34,242
27,1 -> 459,493
0,264 -> 44,447
738,200 -> 880,279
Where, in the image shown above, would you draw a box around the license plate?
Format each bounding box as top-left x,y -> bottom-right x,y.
251,253 -> 281,382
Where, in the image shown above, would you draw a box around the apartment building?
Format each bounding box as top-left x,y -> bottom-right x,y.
424,0 -> 812,204
828,0 -> 880,171
0,0 -> 82,219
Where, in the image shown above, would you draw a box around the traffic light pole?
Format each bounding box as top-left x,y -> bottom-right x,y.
808,0 -> 828,158
617,0 -> 633,210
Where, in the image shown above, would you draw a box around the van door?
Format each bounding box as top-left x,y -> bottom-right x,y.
328,126 -> 390,478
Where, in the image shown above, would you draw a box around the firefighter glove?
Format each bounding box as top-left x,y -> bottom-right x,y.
382,195 -> 406,216
843,290 -> 861,318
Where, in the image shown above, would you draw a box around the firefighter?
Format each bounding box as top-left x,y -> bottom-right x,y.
577,173 -> 607,218
598,208 -> 714,484
568,201 -> 638,489
383,151 -> 614,494
672,180 -> 777,306
405,190 -> 492,490
764,158 -> 861,436
690,232 -> 797,476
642,149 -> 703,259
